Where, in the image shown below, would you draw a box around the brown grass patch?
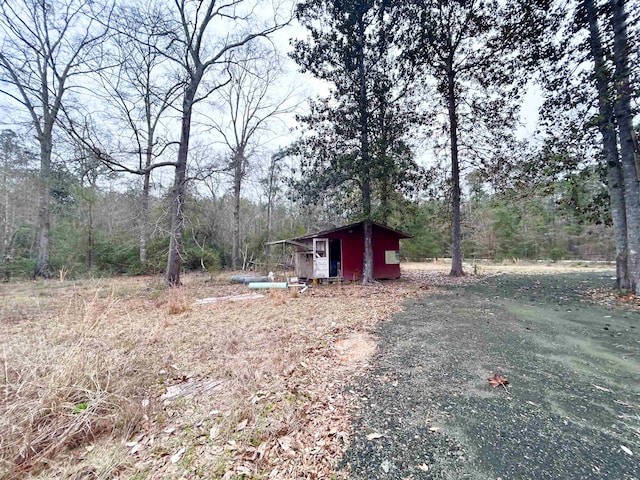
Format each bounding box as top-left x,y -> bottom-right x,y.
403,259 -> 615,275
1,263 -> 617,478
0,273 -> 428,479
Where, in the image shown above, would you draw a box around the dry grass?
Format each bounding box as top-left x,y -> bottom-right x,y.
0,261 -> 616,479
0,273 -> 423,480
403,259 -> 615,275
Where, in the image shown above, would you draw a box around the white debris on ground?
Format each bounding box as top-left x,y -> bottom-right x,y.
196,293 -> 265,304
160,378 -> 224,403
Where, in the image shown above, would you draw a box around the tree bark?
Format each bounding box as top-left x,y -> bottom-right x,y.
166,82 -> 198,286
140,128 -> 154,267
87,193 -> 93,270
1,135 -> 13,278
584,0 -> 628,289
232,149 -> 244,270
610,0 -> 640,292
36,70 -> 55,278
447,66 -> 464,277
34,131 -> 53,278
2,157 -> 8,261
357,14 -> 374,285
140,169 -> 150,266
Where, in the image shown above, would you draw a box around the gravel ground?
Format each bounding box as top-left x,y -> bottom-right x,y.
342,272 -> 640,479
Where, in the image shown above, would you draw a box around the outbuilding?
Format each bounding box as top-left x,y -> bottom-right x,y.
277,221 -> 411,282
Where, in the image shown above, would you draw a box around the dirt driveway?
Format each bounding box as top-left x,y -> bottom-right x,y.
342,272 -> 640,479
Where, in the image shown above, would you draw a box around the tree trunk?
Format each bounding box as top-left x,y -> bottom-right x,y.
584,0 -> 628,289
232,149 -> 244,270
34,134 -> 52,278
610,0 -> 640,292
264,155 -> 279,264
356,15 -> 374,285
267,161 -> 275,239
377,89 -> 391,225
380,179 -> 390,224
87,196 -> 93,270
166,83 -> 198,286
266,175 -> 273,244
447,68 -> 464,277
362,174 -> 374,284
363,219 -> 374,281
140,172 -> 150,266
378,125 -> 391,224
2,151 -> 9,261
140,147 -> 152,266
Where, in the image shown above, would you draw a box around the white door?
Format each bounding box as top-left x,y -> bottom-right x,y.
313,238 -> 329,278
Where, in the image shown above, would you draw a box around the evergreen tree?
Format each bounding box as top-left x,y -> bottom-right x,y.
400,0 -> 554,276
542,0 -> 639,290
582,0 -> 628,288
291,0 -> 421,284
609,0 -> 640,291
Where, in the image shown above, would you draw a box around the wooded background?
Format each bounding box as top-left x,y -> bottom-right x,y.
0,0 -> 637,286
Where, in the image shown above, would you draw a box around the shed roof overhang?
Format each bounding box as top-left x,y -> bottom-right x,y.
265,239 -> 310,248
291,221 -> 412,241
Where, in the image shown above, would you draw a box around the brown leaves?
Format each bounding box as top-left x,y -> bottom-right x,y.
586,288 -> 640,310
488,374 -> 509,388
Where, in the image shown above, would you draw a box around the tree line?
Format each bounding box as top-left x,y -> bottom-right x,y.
0,0 -> 638,290
0,129 -> 615,280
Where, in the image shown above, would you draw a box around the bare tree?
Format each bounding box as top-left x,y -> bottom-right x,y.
207,42 -> 297,269
95,1 -> 181,266
0,0 -> 110,277
162,0 -> 290,286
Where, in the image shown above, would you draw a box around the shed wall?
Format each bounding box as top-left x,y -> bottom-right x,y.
371,228 -> 402,279
323,224 -> 402,280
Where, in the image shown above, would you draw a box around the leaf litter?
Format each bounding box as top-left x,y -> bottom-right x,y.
0,271 -> 443,479
488,374 -> 510,388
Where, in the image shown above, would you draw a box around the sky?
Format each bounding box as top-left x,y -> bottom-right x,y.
0,0 -> 546,200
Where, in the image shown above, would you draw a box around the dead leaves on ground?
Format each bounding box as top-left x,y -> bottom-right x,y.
488,374 -> 510,388
586,288 -> 640,310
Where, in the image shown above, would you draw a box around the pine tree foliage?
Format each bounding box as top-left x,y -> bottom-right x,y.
291,0 -> 421,214
290,0 -> 423,283
398,0 -> 555,277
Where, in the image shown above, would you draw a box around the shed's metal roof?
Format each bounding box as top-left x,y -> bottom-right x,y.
291,220 -> 412,241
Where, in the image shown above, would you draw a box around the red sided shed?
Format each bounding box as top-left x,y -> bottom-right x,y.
289,221 -> 411,281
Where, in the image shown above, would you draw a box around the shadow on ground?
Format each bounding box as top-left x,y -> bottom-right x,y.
342,272 -> 640,479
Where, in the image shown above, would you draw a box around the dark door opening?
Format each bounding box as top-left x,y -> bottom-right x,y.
329,239 -> 342,277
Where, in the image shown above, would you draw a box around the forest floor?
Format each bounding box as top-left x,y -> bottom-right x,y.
0,260 -> 637,479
